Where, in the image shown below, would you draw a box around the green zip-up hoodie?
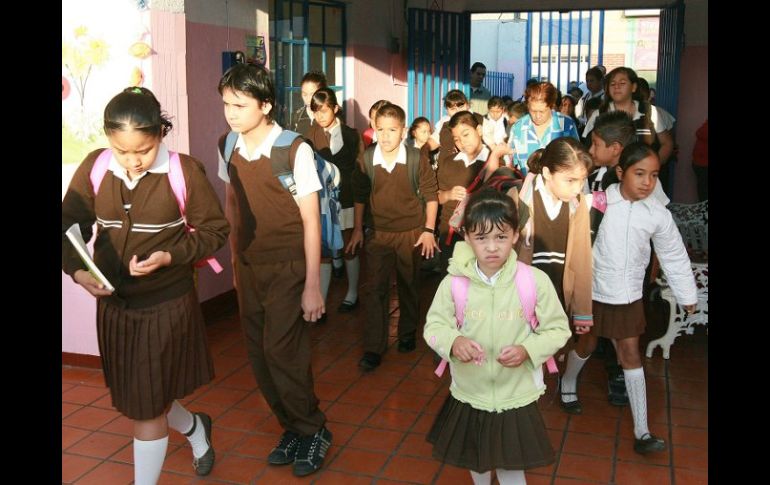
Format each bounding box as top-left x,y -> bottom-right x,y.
424,241 -> 571,412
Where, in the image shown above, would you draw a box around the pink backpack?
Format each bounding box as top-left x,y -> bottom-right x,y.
89,149 -> 223,274
434,261 -> 559,377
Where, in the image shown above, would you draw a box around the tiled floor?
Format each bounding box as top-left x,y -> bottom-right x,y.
62,268 -> 707,484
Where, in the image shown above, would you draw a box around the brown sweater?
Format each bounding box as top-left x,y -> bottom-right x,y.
436,150 -> 487,234
305,121 -> 364,209
351,144 -> 438,232
62,148 -> 230,309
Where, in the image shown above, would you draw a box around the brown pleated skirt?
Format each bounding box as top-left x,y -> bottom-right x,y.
427,395 -> 555,472
592,299 -> 646,339
96,289 -> 215,420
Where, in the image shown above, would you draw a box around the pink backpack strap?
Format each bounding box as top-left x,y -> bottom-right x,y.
434,275 -> 470,377
167,151 -> 223,274
89,149 -> 113,195
514,261 -> 559,374
591,190 -> 607,213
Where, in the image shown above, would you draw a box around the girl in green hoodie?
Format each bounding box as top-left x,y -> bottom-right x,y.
424,188 -> 571,484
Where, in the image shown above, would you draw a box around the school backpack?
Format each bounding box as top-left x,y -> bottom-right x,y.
221,130 -> 344,257
89,149 -> 224,273
434,260 -> 559,377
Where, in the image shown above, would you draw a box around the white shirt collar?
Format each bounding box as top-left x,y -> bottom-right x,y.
454,146 -> 490,168
475,260 -> 503,286
235,123 -> 283,161
325,117 -> 341,136
373,142 -> 407,172
534,173 -> 566,220
107,143 -> 170,189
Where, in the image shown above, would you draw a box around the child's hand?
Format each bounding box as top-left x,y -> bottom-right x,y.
451,336 -> 486,364
346,228 -> 364,255
449,186 -> 467,202
414,231 -> 440,259
497,345 -> 529,367
129,251 -> 171,276
301,286 -> 326,323
73,269 -> 113,297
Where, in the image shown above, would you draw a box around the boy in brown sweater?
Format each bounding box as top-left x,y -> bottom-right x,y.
347,103 -> 439,371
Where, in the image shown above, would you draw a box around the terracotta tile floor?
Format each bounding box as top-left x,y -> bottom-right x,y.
62,269 -> 707,484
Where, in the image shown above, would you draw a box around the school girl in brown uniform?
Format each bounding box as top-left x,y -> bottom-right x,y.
218,63 -> 331,478
61,88 -> 229,484
347,103 -> 439,371
305,87 -> 365,312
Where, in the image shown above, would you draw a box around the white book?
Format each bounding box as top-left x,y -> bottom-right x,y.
65,223 -> 116,292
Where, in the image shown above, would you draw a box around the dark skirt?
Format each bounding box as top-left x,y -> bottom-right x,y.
96,289 -> 215,420
592,299 -> 646,339
427,395 -> 555,472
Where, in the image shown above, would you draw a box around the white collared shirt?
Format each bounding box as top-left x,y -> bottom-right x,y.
372,142 -> 407,173
475,260 -> 503,286
454,146 -> 490,168
108,143 -> 170,190
325,118 -> 343,155
218,123 -> 321,200
534,174 -> 564,220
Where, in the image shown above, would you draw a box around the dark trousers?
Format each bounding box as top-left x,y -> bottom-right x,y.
234,258 -> 326,436
692,164 -> 708,202
363,228 -> 423,354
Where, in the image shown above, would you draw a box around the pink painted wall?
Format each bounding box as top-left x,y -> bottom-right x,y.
346,44 -> 408,131
672,45 -> 707,203
185,22 -> 255,300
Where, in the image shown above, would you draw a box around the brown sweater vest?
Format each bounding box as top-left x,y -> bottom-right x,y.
436,151 -> 487,234
532,190 -> 569,307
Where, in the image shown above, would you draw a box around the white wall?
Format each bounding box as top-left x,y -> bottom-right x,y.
471,18 -> 528,98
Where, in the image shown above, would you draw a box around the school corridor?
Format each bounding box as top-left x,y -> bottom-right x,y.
62,269 -> 707,485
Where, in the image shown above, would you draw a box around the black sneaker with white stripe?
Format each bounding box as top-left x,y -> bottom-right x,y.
267,430 -> 300,465
292,426 -> 333,477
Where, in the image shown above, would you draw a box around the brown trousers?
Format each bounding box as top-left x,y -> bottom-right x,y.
362,227 -> 423,354
234,258 -> 326,436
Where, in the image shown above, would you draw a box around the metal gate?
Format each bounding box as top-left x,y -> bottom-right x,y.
407,8 -> 471,124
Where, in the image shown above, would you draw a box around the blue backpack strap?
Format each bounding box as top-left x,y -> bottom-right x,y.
223,131 -> 238,164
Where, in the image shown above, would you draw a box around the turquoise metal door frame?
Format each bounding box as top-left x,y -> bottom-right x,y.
407,8 -> 471,124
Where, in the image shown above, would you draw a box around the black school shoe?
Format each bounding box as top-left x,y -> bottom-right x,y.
267,430 -> 300,465
557,377 -> 583,415
397,337 -> 416,353
337,298 -> 359,313
187,413 -> 215,476
634,433 -> 666,454
293,426 -> 333,477
358,352 -> 382,372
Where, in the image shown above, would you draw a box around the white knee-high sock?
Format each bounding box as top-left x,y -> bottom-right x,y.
470,470 -> 491,485
496,469 -> 527,485
167,401 -> 209,458
561,350 -> 590,403
134,436 -> 168,485
320,263 -> 332,300
343,255 -> 360,303
624,367 -> 650,439
166,400 -> 193,435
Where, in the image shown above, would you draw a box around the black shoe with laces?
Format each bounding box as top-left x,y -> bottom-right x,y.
293,426 -> 333,477
267,430 -> 300,465
397,337 -> 416,353
187,413 -> 215,476
634,433 -> 666,454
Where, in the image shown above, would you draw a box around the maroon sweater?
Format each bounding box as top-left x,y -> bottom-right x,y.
62,148 -> 230,309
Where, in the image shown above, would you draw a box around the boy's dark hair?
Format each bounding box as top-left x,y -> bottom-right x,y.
409,116 -> 431,137
593,111 -> 637,148
539,137 -> 593,175
369,99 -> 390,117
507,101 -> 528,119
218,63 -> 276,118
301,71 -> 328,88
104,86 -> 173,138
471,62 -> 487,73
618,141 -> 658,171
444,89 -> 469,109
375,103 -> 406,127
447,110 -> 480,130
462,187 -> 519,237
310,87 -> 339,112
487,96 -> 505,110
585,66 -> 604,82
501,95 -> 513,103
